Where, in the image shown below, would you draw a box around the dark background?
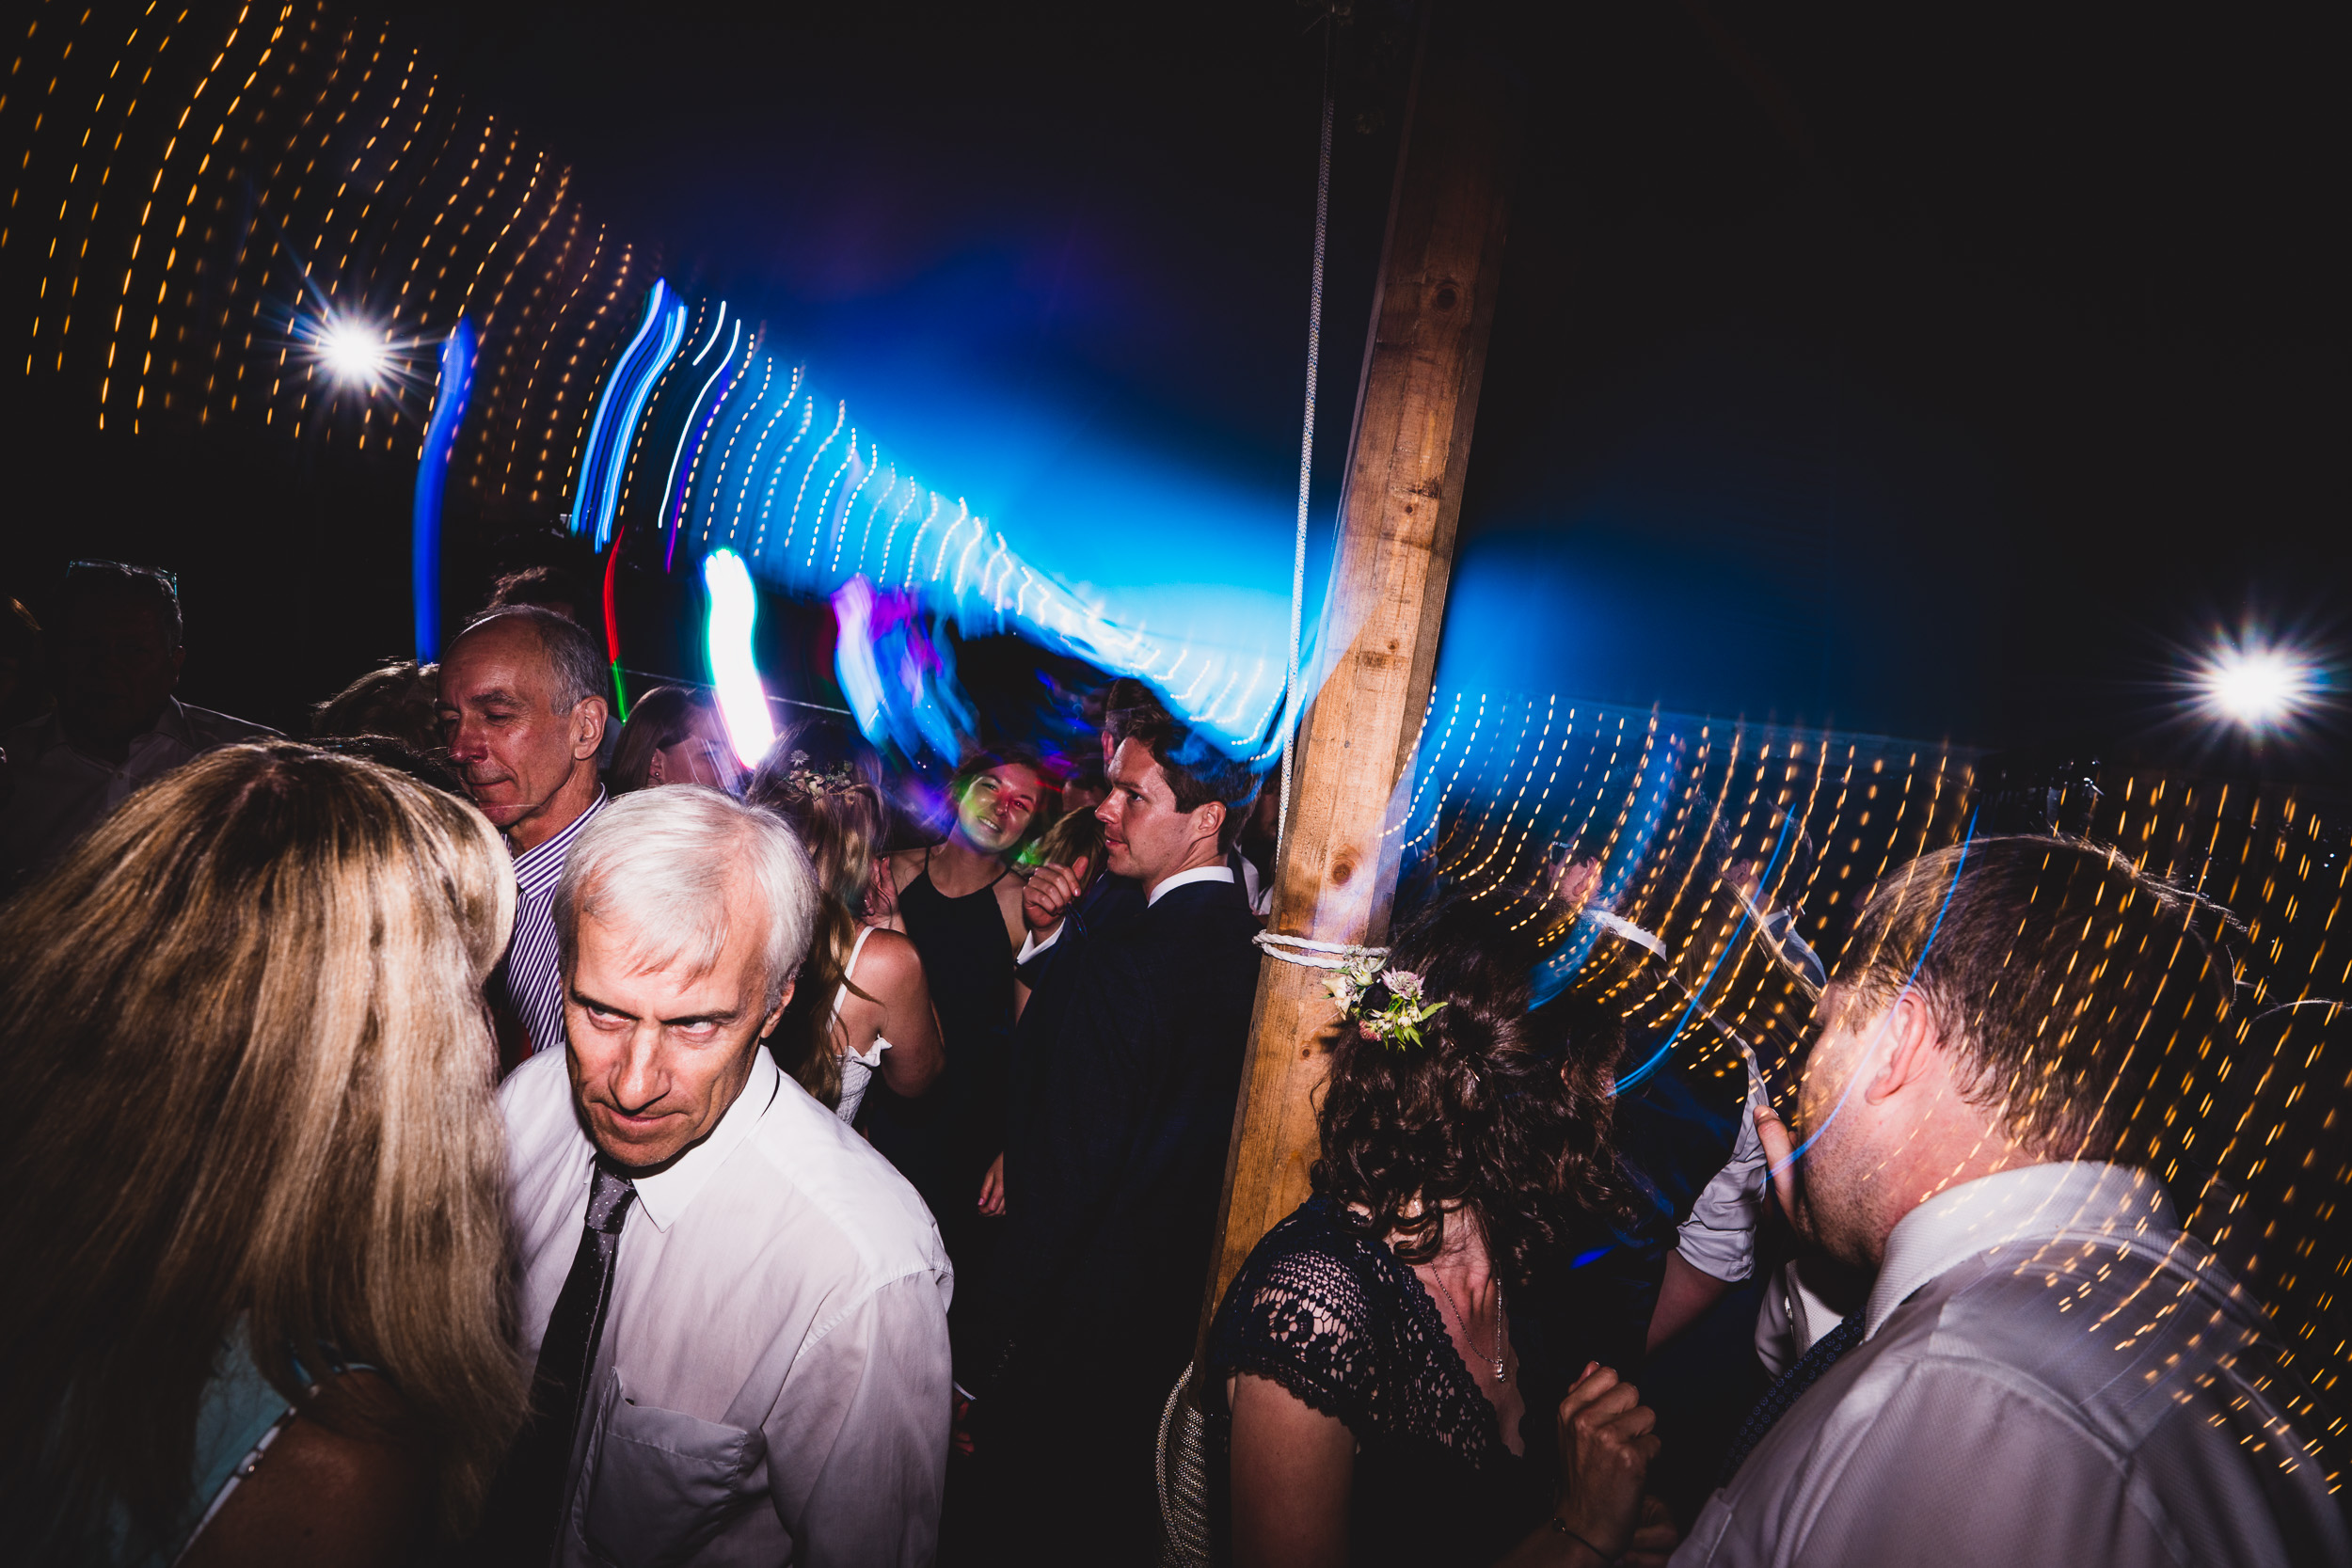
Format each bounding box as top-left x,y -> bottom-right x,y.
3,0 -> 2344,783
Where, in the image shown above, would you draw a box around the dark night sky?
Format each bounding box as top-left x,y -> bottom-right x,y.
13,0 -> 2349,778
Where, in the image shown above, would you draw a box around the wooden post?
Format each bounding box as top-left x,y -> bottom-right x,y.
1202,26 -> 1522,1334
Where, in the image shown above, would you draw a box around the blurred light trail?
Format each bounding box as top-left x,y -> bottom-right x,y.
569,281 -> 1311,763
571,280 -> 688,550
411,319 -> 476,663
704,549 -> 777,767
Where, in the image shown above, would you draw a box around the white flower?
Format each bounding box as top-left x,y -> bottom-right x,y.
1381,968 -> 1424,999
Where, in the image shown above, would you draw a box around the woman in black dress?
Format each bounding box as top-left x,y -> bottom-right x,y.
1207,906 -> 1678,1568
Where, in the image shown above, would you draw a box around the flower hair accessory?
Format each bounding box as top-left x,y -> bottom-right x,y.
1325,958 -> 1448,1049
784,751 -> 863,798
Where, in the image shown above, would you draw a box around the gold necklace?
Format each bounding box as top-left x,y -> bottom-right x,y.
1429,1270 -> 1506,1384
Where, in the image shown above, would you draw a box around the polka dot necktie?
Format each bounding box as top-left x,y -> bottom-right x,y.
470,1160 -> 637,1563
1716,1310 -> 1864,1488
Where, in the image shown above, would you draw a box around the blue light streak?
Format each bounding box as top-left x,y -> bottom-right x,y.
566,284 -> 1307,759
410,317 -> 474,662
570,279 -> 687,550
690,301 -> 729,366
1613,803 -> 1797,1093
663,318 -> 742,567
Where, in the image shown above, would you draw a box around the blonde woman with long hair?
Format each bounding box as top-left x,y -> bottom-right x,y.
0,741 -> 528,1565
750,727 -> 945,1122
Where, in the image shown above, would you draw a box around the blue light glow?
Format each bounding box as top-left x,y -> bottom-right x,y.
564,285 -> 1318,758
570,279 -> 687,550
410,317 -> 474,662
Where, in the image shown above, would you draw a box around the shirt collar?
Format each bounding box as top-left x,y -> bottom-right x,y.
27,697 -> 192,769
513,786 -> 607,893
1866,1160 -> 2175,1338
144,697 -> 199,750
1146,863 -> 1235,908
610,1047 -> 782,1232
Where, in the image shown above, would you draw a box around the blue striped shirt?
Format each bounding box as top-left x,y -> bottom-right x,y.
501,788 -> 607,1060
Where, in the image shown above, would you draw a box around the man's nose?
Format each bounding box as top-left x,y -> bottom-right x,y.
449,719 -> 488,759
612,1025 -> 668,1112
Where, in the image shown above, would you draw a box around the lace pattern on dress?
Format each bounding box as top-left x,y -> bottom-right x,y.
1208,1197 -> 1511,1472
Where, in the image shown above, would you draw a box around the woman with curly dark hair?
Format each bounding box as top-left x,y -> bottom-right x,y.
1206,901 -> 1677,1568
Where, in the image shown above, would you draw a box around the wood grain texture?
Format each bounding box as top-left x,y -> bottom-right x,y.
1198,32 -> 1522,1352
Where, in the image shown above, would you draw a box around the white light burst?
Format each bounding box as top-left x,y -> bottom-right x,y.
307,312 -> 393,388
2190,634 -> 2321,734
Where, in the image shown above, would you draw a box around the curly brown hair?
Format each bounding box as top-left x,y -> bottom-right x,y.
1311,898 -> 1628,1284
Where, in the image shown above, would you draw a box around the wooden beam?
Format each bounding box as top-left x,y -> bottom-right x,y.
1202,24 -> 1522,1334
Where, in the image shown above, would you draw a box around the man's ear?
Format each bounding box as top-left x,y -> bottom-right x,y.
761,979 -> 795,1039
1194,799 -> 1227,851
1862,988 -> 1943,1106
572,695 -> 610,760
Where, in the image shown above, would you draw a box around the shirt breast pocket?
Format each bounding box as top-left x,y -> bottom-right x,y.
575,1371 -> 769,1567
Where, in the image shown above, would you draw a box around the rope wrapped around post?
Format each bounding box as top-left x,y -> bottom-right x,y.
1252,929 -> 1391,972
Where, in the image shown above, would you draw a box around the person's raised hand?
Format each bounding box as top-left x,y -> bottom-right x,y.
1022,856 -> 1089,936
1754,1101 -> 1798,1227
1550,1364 -> 1659,1561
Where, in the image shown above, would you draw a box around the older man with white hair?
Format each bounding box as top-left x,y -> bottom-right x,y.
476,786 -> 953,1567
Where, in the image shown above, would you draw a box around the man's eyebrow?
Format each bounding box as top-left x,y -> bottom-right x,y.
569,987 -> 636,1019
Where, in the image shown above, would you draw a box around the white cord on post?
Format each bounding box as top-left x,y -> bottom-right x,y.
1276,21 -> 1335,860
1253,929 -> 1390,972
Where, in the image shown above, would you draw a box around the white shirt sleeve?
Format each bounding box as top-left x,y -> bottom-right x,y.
1015,922 -> 1062,965
764,1273 -> 952,1566
1674,1060 -> 1770,1284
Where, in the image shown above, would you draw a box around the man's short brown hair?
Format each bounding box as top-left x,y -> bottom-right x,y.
1835,835 -> 2241,1164
1110,686 -> 1260,853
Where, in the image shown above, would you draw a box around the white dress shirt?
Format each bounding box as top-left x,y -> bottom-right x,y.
1675,1161 -> 2351,1567
501,1046 -> 954,1566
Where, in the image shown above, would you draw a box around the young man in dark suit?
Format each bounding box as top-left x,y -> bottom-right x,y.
985,693 -> 1263,1560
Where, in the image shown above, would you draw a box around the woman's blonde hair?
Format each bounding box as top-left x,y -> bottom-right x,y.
748,724 -> 887,1108
0,742 -> 528,1556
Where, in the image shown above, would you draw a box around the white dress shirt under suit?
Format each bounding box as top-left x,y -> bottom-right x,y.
1676,1160 -> 2350,1567
501,1045 -> 955,1566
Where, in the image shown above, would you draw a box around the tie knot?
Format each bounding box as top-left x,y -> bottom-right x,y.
585,1164 -> 636,1234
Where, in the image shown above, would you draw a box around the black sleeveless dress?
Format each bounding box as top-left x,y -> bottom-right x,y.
1206,1197 -> 1575,1568
865,849 -> 1017,1277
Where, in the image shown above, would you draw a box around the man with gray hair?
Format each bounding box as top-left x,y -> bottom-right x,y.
437,604 -> 611,1062
480,787 -> 954,1566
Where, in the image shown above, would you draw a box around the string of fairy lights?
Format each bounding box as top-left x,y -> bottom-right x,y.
1392,694 -> 2346,1473
0,0 -> 1294,748
5,0 -> 656,494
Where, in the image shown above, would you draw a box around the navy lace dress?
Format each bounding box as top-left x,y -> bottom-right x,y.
1206,1196 -> 1574,1568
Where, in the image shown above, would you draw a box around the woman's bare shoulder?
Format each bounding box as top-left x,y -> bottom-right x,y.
181,1371 -> 428,1568
856,926 -> 927,983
